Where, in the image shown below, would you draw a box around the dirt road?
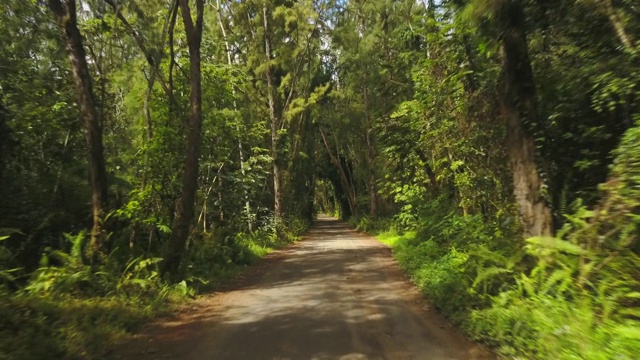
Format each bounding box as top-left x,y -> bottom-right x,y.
111,216 -> 492,360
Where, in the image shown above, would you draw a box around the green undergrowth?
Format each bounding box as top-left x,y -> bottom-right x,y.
352,210 -> 505,323
352,192 -> 640,359
183,216 -> 309,291
0,216 -> 309,360
0,290 -> 164,360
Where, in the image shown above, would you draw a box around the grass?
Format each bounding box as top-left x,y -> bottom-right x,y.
0,292 -> 166,360
374,228 -> 415,248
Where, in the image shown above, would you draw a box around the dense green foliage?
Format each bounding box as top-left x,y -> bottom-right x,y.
359,137 -> 640,358
1,0 -> 639,358
345,0 -> 640,359
0,0 -> 313,357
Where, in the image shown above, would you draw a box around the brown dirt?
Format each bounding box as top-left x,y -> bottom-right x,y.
106,215 -> 494,360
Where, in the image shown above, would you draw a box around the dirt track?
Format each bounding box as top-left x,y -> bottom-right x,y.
110,215 -> 492,360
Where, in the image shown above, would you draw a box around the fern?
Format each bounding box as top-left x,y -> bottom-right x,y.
526,236 -> 588,256
473,266 -> 512,288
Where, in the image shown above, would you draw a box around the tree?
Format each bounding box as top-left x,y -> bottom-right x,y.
463,0 -> 553,236
227,0 -> 325,222
162,0 -> 205,276
214,0 -> 254,231
48,0 -> 109,257
0,96 -> 14,180
499,1 -> 553,237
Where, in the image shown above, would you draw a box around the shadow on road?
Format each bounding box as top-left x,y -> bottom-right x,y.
110,217 -> 492,360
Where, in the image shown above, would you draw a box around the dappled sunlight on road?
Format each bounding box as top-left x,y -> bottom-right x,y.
112,217 -> 492,360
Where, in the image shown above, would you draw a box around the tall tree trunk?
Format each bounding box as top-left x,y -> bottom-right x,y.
320,128 -> 358,217
0,96 -> 14,180
362,84 -> 378,218
105,0 -> 180,114
500,1 -> 553,237
603,0 -> 635,52
164,0 -> 204,277
216,0 -> 253,231
365,127 -> 377,217
48,0 -> 109,257
414,149 -> 438,189
143,71 -> 155,139
262,5 -> 283,221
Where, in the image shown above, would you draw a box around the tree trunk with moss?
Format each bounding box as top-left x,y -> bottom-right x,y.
500,1 -> 553,237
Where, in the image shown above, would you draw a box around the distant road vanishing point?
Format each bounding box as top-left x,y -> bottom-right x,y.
111,215 -> 493,360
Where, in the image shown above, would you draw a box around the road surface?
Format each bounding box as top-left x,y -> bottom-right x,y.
111,215 -> 492,360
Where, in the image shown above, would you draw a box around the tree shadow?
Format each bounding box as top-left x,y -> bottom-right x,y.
108,218 -> 493,360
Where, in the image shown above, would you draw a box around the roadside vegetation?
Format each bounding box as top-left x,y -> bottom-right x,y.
351,125 -> 640,359
1,0 -> 639,359
0,218 -> 307,360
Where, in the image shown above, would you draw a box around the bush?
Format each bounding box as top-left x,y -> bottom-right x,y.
391,212 -> 510,321
0,289 -> 159,360
467,121 -> 640,359
357,207 -> 512,322
397,238 -> 471,318
375,198 -> 640,359
182,215 -> 310,288
468,291 -> 640,359
350,215 -> 395,234
0,214 -> 312,360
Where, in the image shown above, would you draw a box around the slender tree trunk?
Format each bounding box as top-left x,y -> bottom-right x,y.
0,96 -> 14,180
197,160 -> 213,231
164,0 -> 204,277
216,0 -> 253,231
218,173 -> 224,224
604,0 -> 635,52
500,1 -> 553,237
362,85 -> 378,218
168,4 -> 178,117
139,0 -> 179,140
368,174 -> 377,216
239,138 -> 253,230
262,5 -> 283,221
270,122 -> 283,220
105,0 -> 180,113
48,0 -> 109,258
414,149 -> 438,189
365,128 -> 377,217
143,71 -> 155,139
320,128 -> 358,216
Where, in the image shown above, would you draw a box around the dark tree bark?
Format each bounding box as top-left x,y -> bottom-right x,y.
500,1 -> 553,237
365,128 -> 378,217
0,96 -> 15,180
164,0 -> 204,277
414,149 -> 438,189
327,175 -> 352,220
48,0 -> 109,257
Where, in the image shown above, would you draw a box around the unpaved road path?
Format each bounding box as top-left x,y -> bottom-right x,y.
111,216 -> 492,360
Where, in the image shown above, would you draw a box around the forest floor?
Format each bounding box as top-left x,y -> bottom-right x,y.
106,215 -> 493,360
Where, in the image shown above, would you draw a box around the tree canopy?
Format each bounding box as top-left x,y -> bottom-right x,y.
1,0 -> 639,358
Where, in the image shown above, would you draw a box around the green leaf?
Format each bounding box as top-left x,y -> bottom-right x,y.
526,237 -> 589,256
